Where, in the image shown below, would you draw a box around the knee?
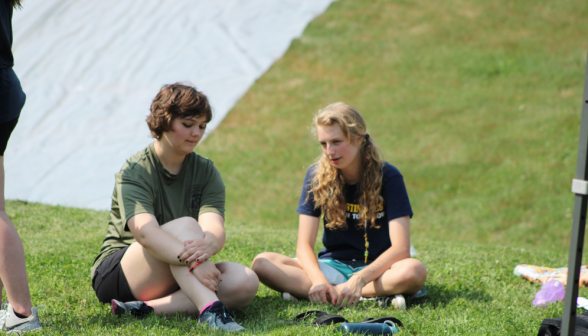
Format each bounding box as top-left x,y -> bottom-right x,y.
160,217 -> 203,239
251,253 -> 274,279
226,268 -> 259,309
401,260 -> 427,287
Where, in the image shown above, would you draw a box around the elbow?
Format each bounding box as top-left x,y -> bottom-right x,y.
134,226 -> 154,247
399,247 -> 411,260
218,232 -> 226,250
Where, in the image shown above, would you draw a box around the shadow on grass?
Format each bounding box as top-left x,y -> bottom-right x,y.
409,282 -> 494,309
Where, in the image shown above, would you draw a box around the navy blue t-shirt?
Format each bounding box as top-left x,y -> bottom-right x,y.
296,162 -> 413,263
0,2 -> 25,123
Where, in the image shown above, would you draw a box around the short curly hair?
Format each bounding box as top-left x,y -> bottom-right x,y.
146,83 -> 212,138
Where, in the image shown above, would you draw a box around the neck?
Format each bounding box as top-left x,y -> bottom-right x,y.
340,156 -> 362,185
154,140 -> 186,174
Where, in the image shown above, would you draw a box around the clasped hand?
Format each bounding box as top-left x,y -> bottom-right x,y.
308,275 -> 364,307
179,238 -> 216,264
190,260 -> 221,292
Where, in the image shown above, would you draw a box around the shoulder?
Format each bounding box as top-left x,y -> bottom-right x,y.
118,145 -> 154,177
188,152 -> 218,173
381,161 -> 402,179
186,152 -> 224,186
303,164 -> 318,182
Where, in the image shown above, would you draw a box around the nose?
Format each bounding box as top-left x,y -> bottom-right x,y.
326,143 -> 335,156
192,127 -> 204,138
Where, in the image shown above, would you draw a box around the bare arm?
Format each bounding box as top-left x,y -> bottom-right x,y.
127,213 -> 186,266
179,212 -> 226,264
296,214 -> 338,304
353,216 -> 411,285
296,214 -> 325,282
334,216 -> 411,306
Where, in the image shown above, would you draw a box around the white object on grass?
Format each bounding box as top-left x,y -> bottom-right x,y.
578,297 -> 588,310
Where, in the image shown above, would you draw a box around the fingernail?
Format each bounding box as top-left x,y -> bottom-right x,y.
185,260 -> 188,264
177,255 -> 180,259
215,290 -> 218,293
196,258 -> 200,262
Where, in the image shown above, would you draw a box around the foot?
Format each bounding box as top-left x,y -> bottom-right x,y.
111,299 -> 153,318
381,294 -> 407,310
281,292 -> 299,303
199,301 -> 245,332
1,303 -> 42,333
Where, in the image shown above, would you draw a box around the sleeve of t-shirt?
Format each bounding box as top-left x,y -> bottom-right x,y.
117,164 -> 155,228
296,165 -> 321,217
382,163 -> 414,222
198,164 -> 226,218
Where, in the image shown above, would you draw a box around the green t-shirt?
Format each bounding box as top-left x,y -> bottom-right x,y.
90,142 -> 225,279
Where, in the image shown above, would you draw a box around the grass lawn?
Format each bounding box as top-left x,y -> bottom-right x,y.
4,0 -> 588,334
5,200 -> 588,335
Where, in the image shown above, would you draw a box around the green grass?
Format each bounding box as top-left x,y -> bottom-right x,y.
5,200 -> 588,335
4,0 -> 588,334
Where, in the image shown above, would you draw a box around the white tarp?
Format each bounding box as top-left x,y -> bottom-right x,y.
6,0 -> 335,210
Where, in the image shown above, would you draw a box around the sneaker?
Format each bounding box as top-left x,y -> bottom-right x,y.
281,292 -> 299,303
111,299 -> 153,319
2,303 -> 42,334
199,301 -> 245,332
0,304 -> 7,330
379,294 -> 407,310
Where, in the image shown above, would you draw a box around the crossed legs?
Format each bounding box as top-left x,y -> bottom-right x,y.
120,217 -> 259,315
0,155 -> 32,317
252,252 -> 426,299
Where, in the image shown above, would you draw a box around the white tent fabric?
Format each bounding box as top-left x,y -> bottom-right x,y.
5,0 -> 335,210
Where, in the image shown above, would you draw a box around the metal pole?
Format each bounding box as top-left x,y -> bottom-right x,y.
562,50 -> 588,335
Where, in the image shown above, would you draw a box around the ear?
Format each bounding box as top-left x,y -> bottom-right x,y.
355,136 -> 364,147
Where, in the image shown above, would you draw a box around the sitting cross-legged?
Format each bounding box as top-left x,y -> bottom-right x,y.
90,83 -> 259,332
252,103 -> 427,309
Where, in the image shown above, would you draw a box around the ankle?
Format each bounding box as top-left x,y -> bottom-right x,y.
199,300 -> 219,315
12,305 -> 32,318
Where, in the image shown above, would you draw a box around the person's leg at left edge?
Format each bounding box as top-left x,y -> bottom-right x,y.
0,117 -> 33,318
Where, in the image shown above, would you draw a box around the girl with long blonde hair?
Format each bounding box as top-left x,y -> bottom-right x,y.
252,103 -> 426,308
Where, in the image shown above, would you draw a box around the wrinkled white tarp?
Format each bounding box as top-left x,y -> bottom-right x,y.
6,0 -> 335,210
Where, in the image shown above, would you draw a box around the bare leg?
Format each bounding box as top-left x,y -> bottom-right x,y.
361,258 -> 427,297
252,252 -> 313,299
0,156 -> 32,316
253,252 -> 426,299
148,262 -> 258,315
121,217 -> 258,315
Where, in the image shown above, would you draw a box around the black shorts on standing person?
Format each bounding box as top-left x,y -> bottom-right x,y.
0,0 -> 25,154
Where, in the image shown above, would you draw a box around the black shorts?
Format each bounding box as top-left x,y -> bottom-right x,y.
92,247 -> 136,304
0,116 -> 19,156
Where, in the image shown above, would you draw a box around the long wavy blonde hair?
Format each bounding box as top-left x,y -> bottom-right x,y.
309,103 -> 384,230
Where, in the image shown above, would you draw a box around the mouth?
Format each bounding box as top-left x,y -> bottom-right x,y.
330,157 -> 341,164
